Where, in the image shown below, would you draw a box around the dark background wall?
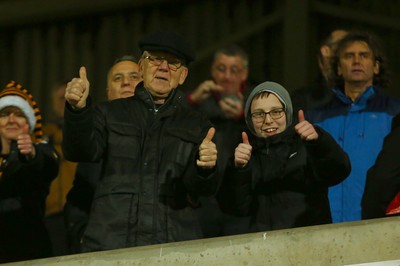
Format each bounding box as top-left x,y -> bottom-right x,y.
0,0 -> 400,122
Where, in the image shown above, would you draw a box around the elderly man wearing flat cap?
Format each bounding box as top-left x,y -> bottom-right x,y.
63,31 -> 219,252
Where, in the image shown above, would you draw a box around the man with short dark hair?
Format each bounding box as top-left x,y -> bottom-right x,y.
63,55 -> 142,253
106,55 -> 141,100
62,31 -> 219,252
186,44 -> 250,237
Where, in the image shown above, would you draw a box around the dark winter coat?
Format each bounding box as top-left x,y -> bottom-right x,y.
362,113 -> 400,219
62,84 -> 218,252
0,142 -> 58,263
220,126 -> 351,231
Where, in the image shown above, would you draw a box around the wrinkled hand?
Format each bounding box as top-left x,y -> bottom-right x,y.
294,110 -> 319,141
197,127 -> 217,169
17,124 -> 36,160
219,93 -> 244,119
234,131 -> 252,168
65,66 -> 90,110
190,80 -> 224,103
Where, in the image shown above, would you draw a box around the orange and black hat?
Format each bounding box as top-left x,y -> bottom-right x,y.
0,81 -> 43,142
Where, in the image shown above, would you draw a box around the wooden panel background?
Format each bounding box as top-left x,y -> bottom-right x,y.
0,0 -> 400,122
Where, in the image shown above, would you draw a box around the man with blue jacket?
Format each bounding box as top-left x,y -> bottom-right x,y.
307,31 -> 400,223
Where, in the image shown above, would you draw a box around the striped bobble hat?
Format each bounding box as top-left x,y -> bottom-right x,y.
0,81 -> 43,142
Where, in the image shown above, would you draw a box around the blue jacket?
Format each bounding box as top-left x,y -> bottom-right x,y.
307,85 -> 400,222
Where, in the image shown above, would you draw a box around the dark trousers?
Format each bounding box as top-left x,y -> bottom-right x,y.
44,212 -> 69,256
198,196 -> 250,238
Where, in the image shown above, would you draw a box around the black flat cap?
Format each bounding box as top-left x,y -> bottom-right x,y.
139,30 -> 195,65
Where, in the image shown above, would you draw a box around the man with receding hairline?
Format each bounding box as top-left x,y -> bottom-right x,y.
64,55 -> 142,253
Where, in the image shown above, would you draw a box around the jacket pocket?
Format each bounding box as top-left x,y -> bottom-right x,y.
164,128 -> 200,168
82,180 -> 140,250
107,122 -> 141,160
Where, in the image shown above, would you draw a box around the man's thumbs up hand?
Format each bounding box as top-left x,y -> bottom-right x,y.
65,66 -> 90,110
197,127 -> 217,169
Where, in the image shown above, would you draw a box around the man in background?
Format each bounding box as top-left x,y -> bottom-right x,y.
64,55 -> 141,253
292,29 -> 348,114
307,31 -> 400,223
186,44 -> 251,237
43,81 -> 77,256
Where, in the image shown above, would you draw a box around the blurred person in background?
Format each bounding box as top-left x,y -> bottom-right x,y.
186,44 -> 251,237
292,29 -> 349,115
43,81 -> 77,256
0,81 -> 59,262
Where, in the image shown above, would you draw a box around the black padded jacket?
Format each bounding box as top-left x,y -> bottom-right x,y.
219,126 -> 350,231
63,84 -> 219,251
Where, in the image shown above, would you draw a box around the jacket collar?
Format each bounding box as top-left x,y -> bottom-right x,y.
253,126 -> 296,150
135,82 -> 182,113
332,85 -> 377,108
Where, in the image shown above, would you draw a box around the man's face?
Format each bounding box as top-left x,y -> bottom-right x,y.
337,41 -> 379,88
139,51 -> 188,103
107,61 -> 141,100
211,54 -> 248,95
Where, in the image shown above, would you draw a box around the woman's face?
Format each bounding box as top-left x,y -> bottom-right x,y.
250,93 -> 287,138
0,106 -> 29,140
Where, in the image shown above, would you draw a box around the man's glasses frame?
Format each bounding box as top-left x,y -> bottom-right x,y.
144,55 -> 183,71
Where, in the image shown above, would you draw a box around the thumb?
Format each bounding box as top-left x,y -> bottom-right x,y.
298,109 -> 305,122
79,66 -> 87,81
204,127 -> 215,143
242,131 -> 250,145
22,123 -> 30,135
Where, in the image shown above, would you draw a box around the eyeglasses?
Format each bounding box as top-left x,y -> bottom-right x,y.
251,108 -> 285,121
144,55 -> 183,71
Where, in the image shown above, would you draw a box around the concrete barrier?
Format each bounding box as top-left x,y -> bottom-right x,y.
5,216 -> 400,265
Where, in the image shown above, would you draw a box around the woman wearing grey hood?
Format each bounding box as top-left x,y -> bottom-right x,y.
218,81 -> 351,231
